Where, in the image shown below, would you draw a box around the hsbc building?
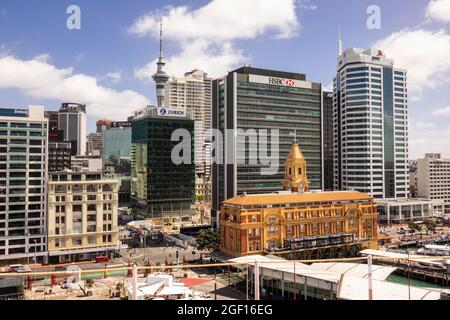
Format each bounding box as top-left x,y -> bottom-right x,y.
212,67 -> 323,228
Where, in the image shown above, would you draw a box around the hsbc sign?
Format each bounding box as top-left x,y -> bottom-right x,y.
268,77 -> 295,86
249,74 -> 312,89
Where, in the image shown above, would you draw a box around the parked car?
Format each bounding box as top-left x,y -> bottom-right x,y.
95,256 -> 110,263
9,264 -> 30,273
55,266 -> 67,272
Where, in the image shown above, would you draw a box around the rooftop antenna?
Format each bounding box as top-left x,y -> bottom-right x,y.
159,17 -> 163,59
338,25 -> 343,56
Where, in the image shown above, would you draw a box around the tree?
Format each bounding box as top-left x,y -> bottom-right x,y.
196,229 -> 220,254
424,219 -> 437,232
408,222 -> 421,232
116,282 -> 124,297
196,194 -> 206,203
82,278 -> 95,297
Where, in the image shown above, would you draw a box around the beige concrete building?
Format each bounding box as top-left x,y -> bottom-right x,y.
47,171 -> 120,263
417,153 -> 450,215
165,70 -> 213,204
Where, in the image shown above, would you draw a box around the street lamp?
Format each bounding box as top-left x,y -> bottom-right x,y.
26,231 -> 30,267
33,239 -> 38,283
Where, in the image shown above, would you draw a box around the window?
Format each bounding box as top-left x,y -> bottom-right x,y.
268,226 -> 278,235
72,237 -> 82,246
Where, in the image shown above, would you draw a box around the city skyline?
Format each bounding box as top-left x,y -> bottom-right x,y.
0,0 -> 449,160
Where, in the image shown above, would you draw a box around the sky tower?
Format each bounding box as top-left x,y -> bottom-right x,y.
152,19 -> 170,107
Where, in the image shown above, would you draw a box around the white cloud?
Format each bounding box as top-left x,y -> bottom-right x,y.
104,71 -> 122,84
129,0 -> 299,41
432,105 -> 450,116
135,39 -> 247,80
129,0 -> 300,79
426,0 -> 450,23
409,119 -> 450,158
374,29 -> 450,99
297,0 -> 318,10
0,55 -> 149,120
33,53 -> 51,64
0,44 -> 12,58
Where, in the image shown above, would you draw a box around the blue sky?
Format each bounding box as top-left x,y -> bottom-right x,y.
0,0 -> 450,158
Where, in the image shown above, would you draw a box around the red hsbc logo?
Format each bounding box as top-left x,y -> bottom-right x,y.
284,79 -> 295,86
268,77 -> 295,86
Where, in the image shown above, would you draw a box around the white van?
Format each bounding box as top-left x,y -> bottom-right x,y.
9,264 -> 30,273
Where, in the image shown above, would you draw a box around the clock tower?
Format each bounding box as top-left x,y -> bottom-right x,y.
282,142 -> 309,193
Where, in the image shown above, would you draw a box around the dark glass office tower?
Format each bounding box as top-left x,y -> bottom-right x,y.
131,109 -> 195,218
58,103 -> 87,156
212,67 -> 323,227
323,91 -> 334,191
45,111 -> 72,172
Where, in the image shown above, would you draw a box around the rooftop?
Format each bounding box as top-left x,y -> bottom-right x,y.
223,190 -> 373,207
230,66 -> 307,81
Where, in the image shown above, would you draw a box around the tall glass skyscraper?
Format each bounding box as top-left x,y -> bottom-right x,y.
212,67 -> 323,227
103,122 -> 132,204
333,48 -> 409,198
131,108 -> 195,218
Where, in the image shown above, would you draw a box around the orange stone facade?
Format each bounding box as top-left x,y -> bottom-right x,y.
219,143 -> 378,257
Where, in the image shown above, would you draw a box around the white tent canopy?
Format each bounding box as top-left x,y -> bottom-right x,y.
311,262 -> 397,281
338,275 -> 444,300
158,286 -> 189,296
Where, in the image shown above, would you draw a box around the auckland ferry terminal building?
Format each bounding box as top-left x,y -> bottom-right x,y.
219,142 -> 378,258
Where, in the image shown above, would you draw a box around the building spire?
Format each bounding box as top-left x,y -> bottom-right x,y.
159,17 -> 163,59
338,25 -> 343,56
152,16 -> 170,107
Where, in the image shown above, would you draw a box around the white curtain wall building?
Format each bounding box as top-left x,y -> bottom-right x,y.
333,48 -> 409,199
